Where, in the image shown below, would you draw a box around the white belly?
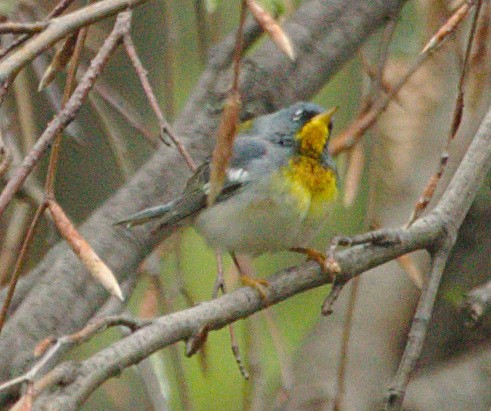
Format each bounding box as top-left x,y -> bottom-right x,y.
194,187 -> 309,255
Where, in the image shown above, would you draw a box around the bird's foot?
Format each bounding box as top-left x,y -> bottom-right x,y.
240,275 -> 269,301
290,247 -> 341,276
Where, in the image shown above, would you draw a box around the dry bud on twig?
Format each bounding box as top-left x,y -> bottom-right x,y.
421,1 -> 472,54
208,91 -> 241,205
48,200 -> 124,301
246,0 -> 295,60
38,32 -> 78,91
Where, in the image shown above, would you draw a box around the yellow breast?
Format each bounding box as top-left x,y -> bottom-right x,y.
275,156 -> 338,217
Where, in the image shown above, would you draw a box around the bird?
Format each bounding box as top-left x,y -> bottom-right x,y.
117,102 -> 339,295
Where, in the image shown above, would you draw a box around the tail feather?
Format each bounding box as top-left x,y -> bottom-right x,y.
116,192 -> 207,229
115,201 -> 176,227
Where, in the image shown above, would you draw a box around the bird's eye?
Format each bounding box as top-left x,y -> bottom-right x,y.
278,137 -> 292,147
292,109 -> 303,122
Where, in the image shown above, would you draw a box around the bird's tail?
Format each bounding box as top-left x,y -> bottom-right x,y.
115,202 -> 177,228
115,193 -> 206,229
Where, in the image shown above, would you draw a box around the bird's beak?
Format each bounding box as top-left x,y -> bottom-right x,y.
312,106 -> 338,126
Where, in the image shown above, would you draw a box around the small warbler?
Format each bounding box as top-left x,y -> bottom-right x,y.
118,102 -> 339,286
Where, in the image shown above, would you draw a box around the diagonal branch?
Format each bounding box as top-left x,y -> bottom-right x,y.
0,0 -> 410,394
33,100 -> 491,410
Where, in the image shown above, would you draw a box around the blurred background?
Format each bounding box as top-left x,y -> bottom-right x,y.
0,0 -> 490,409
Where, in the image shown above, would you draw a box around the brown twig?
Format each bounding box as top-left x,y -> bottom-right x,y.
93,81 -> 157,146
0,202 -> 30,285
343,141 -> 365,206
89,95 -> 134,178
0,0 -> 77,60
333,278 -> 360,411
38,32 -> 78,91
194,0 -> 209,65
122,34 -> 196,171
160,0 -> 175,120
44,17 -> 88,195
0,0 -> 151,83
144,270 -> 192,410
0,314 -> 148,394
262,308 -> 293,394
0,12 -> 131,218
207,0 -> 247,205
408,0 -> 483,225
329,1 -> 476,157
13,71 -> 37,150
0,203 -> 46,334
0,129 -> 12,178
343,17 -> 397,206
48,200 -> 124,301
0,21 -> 47,34
385,244 -> 453,410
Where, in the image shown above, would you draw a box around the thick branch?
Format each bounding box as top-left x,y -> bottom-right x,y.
34,218 -> 442,409
34,100 -> 491,409
0,0 -> 409,391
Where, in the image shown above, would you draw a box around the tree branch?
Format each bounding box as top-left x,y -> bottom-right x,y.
385,101 -> 491,409
0,0 -> 149,83
0,0 -> 409,395
30,99 -> 491,409
33,219 -> 441,409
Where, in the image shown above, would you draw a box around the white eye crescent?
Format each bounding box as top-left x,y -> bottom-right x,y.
292,109 -> 303,121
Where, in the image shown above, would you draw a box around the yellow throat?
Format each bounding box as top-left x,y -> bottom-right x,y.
279,107 -> 339,216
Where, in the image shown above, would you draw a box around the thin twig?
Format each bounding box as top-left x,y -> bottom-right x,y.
0,0 -> 150,82
44,15 -> 88,195
207,0 -> 247,204
0,128 -> 12,178
31,54 -> 83,141
194,0 -> 209,65
333,279 -> 360,411
408,0 -> 483,225
0,21 -> 47,34
385,244 -> 454,410
0,12 -> 131,218
89,95 -> 134,178
13,71 -> 37,150
0,202 -> 30,285
0,203 -> 47,335
160,0 -> 175,120
0,314 -> 148,394
122,34 -> 196,171
93,78 -> 158,147
146,272 -> 192,410
329,0 -> 477,156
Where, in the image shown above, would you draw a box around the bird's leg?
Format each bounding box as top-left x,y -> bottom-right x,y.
293,231 -> 401,315
232,253 -> 269,301
212,250 -> 225,299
